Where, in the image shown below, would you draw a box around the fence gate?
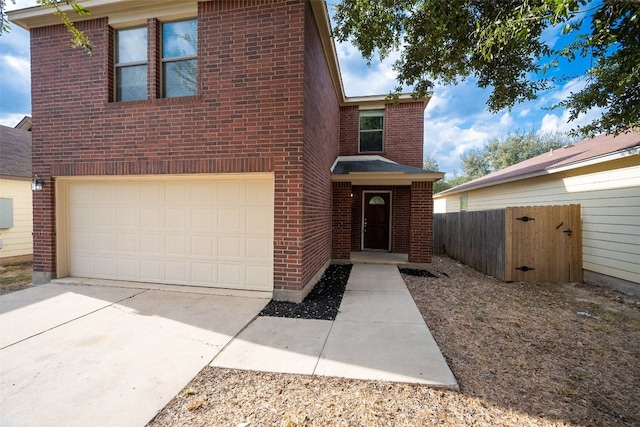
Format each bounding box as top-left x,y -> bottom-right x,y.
505,205 -> 582,282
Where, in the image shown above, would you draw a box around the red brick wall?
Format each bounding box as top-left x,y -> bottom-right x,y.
350,186 -> 410,253
384,102 -> 425,168
331,182 -> 352,259
301,1 -> 339,288
29,1 -> 316,292
391,188 -> 410,253
339,105 -> 359,156
339,102 -> 425,167
409,181 -> 434,263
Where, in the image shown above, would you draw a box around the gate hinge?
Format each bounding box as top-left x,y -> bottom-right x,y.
515,265 -> 535,272
516,216 -> 535,222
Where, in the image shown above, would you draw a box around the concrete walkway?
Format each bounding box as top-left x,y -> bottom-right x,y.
213,264 -> 458,388
0,263 -> 457,426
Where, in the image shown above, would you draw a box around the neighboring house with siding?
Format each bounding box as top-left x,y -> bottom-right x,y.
434,132 -> 640,296
0,119 -> 33,265
9,0 -> 442,302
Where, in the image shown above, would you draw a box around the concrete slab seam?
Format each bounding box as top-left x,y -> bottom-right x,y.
311,316 -> 337,375
0,288 -> 149,351
208,311 -> 264,365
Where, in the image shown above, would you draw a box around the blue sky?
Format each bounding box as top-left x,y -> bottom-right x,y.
1,1 -> 601,177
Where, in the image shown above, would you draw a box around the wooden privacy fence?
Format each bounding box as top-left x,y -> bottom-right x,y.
433,204 -> 582,283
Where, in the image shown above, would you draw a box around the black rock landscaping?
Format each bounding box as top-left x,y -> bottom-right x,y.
259,264 -> 352,320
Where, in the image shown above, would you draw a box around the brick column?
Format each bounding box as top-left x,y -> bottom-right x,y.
409,181 -> 434,263
32,175 -> 56,284
332,182 -> 352,259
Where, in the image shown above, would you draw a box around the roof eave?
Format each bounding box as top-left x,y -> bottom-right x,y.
434,144 -> 640,198
332,171 -> 444,186
8,0 -> 198,30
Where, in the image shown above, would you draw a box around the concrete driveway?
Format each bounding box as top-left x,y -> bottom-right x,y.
0,283 -> 268,427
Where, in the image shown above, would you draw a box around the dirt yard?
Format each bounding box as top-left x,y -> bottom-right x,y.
148,255 -> 640,427
0,263 -> 32,295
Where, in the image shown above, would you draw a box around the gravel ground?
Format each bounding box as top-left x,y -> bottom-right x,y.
148,256 -> 636,426
259,264 -> 352,320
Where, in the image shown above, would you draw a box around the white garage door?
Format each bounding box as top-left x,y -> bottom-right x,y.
65,175 -> 274,291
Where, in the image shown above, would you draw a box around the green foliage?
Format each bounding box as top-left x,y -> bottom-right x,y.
0,0 -> 13,33
433,130 -> 572,191
461,130 -> 570,179
334,0 -> 640,136
423,154 -> 452,193
1,0 -> 92,54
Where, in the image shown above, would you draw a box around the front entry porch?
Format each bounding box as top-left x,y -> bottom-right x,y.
349,251 -> 409,264
330,155 -> 445,264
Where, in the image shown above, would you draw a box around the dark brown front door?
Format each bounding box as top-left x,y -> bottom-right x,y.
363,192 -> 390,250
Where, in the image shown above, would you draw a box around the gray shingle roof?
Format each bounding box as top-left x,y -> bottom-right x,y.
333,159 -> 432,174
0,125 -> 32,178
437,132 -> 640,196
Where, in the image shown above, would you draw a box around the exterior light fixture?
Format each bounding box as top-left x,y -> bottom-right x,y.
31,176 -> 45,191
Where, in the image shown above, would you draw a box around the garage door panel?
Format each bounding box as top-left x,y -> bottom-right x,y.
246,209 -> 271,231
116,233 -> 138,252
116,258 -> 139,280
191,235 -> 215,256
140,183 -> 164,204
246,237 -> 271,259
246,180 -> 272,205
67,176 -> 273,291
116,207 -> 139,228
166,208 -> 188,228
95,232 -> 116,252
166,235 -> 189,256
246,265 -> 272,289
218,209 -> 243,230
165,261 -> 187,283
190,182 -> 216,205
191,208 -> 213,229
190,262 -> 215,285
165,182 -> 189,204
218,181 -> 244,204
218,263 -> 243,287
140,259 -> 162,282
141,234 -> 163,254
218,236 -> 242,258
71,255 -> 94,277
94,207 -> 115,226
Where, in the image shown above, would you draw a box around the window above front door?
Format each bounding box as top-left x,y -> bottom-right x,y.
359,110 -> 384,152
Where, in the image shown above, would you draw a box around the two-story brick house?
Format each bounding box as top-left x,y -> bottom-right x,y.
10,0 -> 443,302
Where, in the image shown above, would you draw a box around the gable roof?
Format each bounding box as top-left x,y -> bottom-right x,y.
0,125 -> 32,178
15,116 -> 32,131
435,132 -> 640,197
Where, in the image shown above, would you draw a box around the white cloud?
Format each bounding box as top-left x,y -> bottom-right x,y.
0,113 -> 28,127
539,105 -> 604,135
540,112 -> 564,133
2,53 -> 30,75
336,41 -> 412,97
499,112 -> 513,127
5,0 -> 39,11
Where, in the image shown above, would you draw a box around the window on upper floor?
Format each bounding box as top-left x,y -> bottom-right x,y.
115,27 -> 148,102
162,19 -> 198,98
359,110 -> 384,152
